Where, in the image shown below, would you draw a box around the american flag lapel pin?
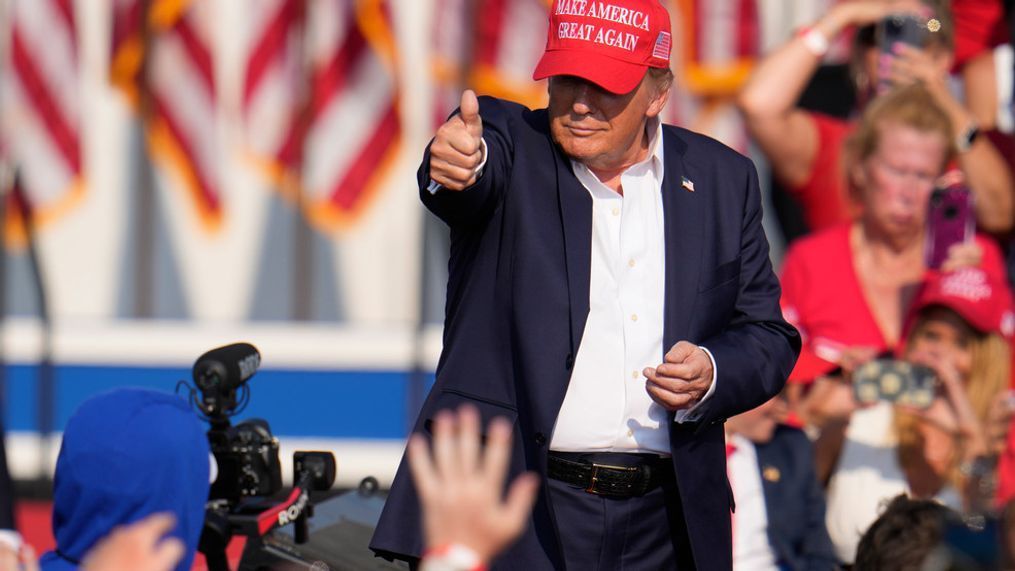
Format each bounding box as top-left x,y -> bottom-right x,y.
681,176 -> 695,192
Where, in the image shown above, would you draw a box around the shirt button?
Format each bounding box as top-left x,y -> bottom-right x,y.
628,259 -> 636,268
631,314 -> 638,322
612,207 -> 620,216
632,370 -> 639,379
627,429 -> 634,437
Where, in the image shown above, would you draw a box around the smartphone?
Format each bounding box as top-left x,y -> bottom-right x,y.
878,13 -> 928,53
925,184 -> 975,270
877,14 -> 928,92
853,359 -> 937,409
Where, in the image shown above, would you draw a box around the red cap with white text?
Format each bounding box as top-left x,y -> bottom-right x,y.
533,0 -> 672,94
908,268 -> 1015,339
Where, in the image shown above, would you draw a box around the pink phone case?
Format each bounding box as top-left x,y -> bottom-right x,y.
925,184 -> 974,269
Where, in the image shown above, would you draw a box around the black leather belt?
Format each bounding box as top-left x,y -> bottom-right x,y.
547,452 -> 672,498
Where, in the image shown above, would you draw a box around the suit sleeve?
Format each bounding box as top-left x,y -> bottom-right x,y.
418,97 -> 514,228
694,155 -> 801,426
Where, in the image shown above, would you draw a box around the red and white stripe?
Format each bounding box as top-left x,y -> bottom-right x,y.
471,0 -> 548,108
430,0 -> 470,127
242,0 -> 401,228
242,0 -> 303,166
111,0 -> 221,227
2,0 -> 82,221
676,0 -> 758,95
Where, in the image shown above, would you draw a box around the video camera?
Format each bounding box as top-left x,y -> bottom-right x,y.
183,343 -> 336,571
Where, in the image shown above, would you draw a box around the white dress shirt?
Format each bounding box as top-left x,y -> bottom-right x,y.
727,434 -> 779,571
549,119 -> 716,455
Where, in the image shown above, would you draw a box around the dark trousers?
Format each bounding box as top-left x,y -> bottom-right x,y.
547,452 -> 696,571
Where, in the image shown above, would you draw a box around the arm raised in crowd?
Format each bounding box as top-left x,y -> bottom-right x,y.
888,44 -> 1014,234
736,1 -> 921,188
409,406 -> 540,570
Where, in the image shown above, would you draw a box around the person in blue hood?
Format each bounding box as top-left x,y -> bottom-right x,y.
39,388 -> 210,571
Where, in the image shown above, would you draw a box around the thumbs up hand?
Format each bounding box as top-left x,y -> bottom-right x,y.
430,90 -> 485,191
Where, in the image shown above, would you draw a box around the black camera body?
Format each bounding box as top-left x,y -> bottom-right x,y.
208,418 -> 282,502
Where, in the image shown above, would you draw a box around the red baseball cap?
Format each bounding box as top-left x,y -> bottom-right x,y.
533,0 -> 673,94
907,268 -> 1015,339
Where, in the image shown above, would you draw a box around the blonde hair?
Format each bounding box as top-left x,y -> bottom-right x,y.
846,83 -> 956,169
843,83 -> 956,205
895,314 -> 1011,490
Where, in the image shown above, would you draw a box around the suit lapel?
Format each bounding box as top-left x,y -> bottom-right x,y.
661,129 -> 703,349
554,143 -> 592,356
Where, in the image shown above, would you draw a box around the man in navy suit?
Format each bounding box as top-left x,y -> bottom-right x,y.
371,0 -> 799,568
725,398 -> 837,570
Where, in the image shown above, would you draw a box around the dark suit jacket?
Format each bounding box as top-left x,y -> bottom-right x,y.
370,96 -> 800,570
754,425 -> 837,571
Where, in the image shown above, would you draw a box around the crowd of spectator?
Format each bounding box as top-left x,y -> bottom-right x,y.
728,0 -> 1015,568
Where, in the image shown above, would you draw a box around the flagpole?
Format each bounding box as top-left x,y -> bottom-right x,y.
10,171 -> 56,495
290,1 -> 313,322
0,163 -> 16,518
133,0 -> 156,318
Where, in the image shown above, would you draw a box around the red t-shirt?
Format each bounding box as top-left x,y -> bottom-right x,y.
787,113 -> 855,232
952,0 -> 1009,70
779,223 -> 1008,384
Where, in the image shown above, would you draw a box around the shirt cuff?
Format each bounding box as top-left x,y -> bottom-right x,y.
673,346 -> 718,423
427,138 -> 488,194
0,530 -> 22,552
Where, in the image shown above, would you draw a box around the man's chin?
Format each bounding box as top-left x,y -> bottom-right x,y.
555,139 -> 603,163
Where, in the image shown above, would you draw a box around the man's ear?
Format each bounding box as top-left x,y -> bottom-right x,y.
647,84 -> 671,119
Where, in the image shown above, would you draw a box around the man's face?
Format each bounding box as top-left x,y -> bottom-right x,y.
547,72 -> 670,173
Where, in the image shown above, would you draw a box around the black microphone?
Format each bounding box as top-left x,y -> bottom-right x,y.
192,342 -> 261,394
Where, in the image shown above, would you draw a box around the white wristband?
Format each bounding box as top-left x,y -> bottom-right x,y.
799,27 -> 829,58
420,543 -> 486,571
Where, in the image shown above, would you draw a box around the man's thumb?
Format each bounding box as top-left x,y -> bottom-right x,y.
459,89 -> 482,134
665,341 -> 697,363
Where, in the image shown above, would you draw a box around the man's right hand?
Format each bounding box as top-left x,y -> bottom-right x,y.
430,90 -> 485,191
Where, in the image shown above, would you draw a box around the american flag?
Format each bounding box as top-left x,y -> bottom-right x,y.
111,0 -> 221,229
431,0 -> 548,124
470,0 -> 549,108
1,0 -> 83,243
652,31 -> 672,61
242,0 -> 401,229
674,0 -> 759,96
430,0 -> 470,127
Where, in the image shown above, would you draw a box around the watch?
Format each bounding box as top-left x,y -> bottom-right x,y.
956,123 -> 981,152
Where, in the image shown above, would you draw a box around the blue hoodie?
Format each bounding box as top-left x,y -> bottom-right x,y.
40,388 -> 210,571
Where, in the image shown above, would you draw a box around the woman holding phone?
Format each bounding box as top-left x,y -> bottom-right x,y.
737,0 -> 1013,235
778,84 -> 1008,428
